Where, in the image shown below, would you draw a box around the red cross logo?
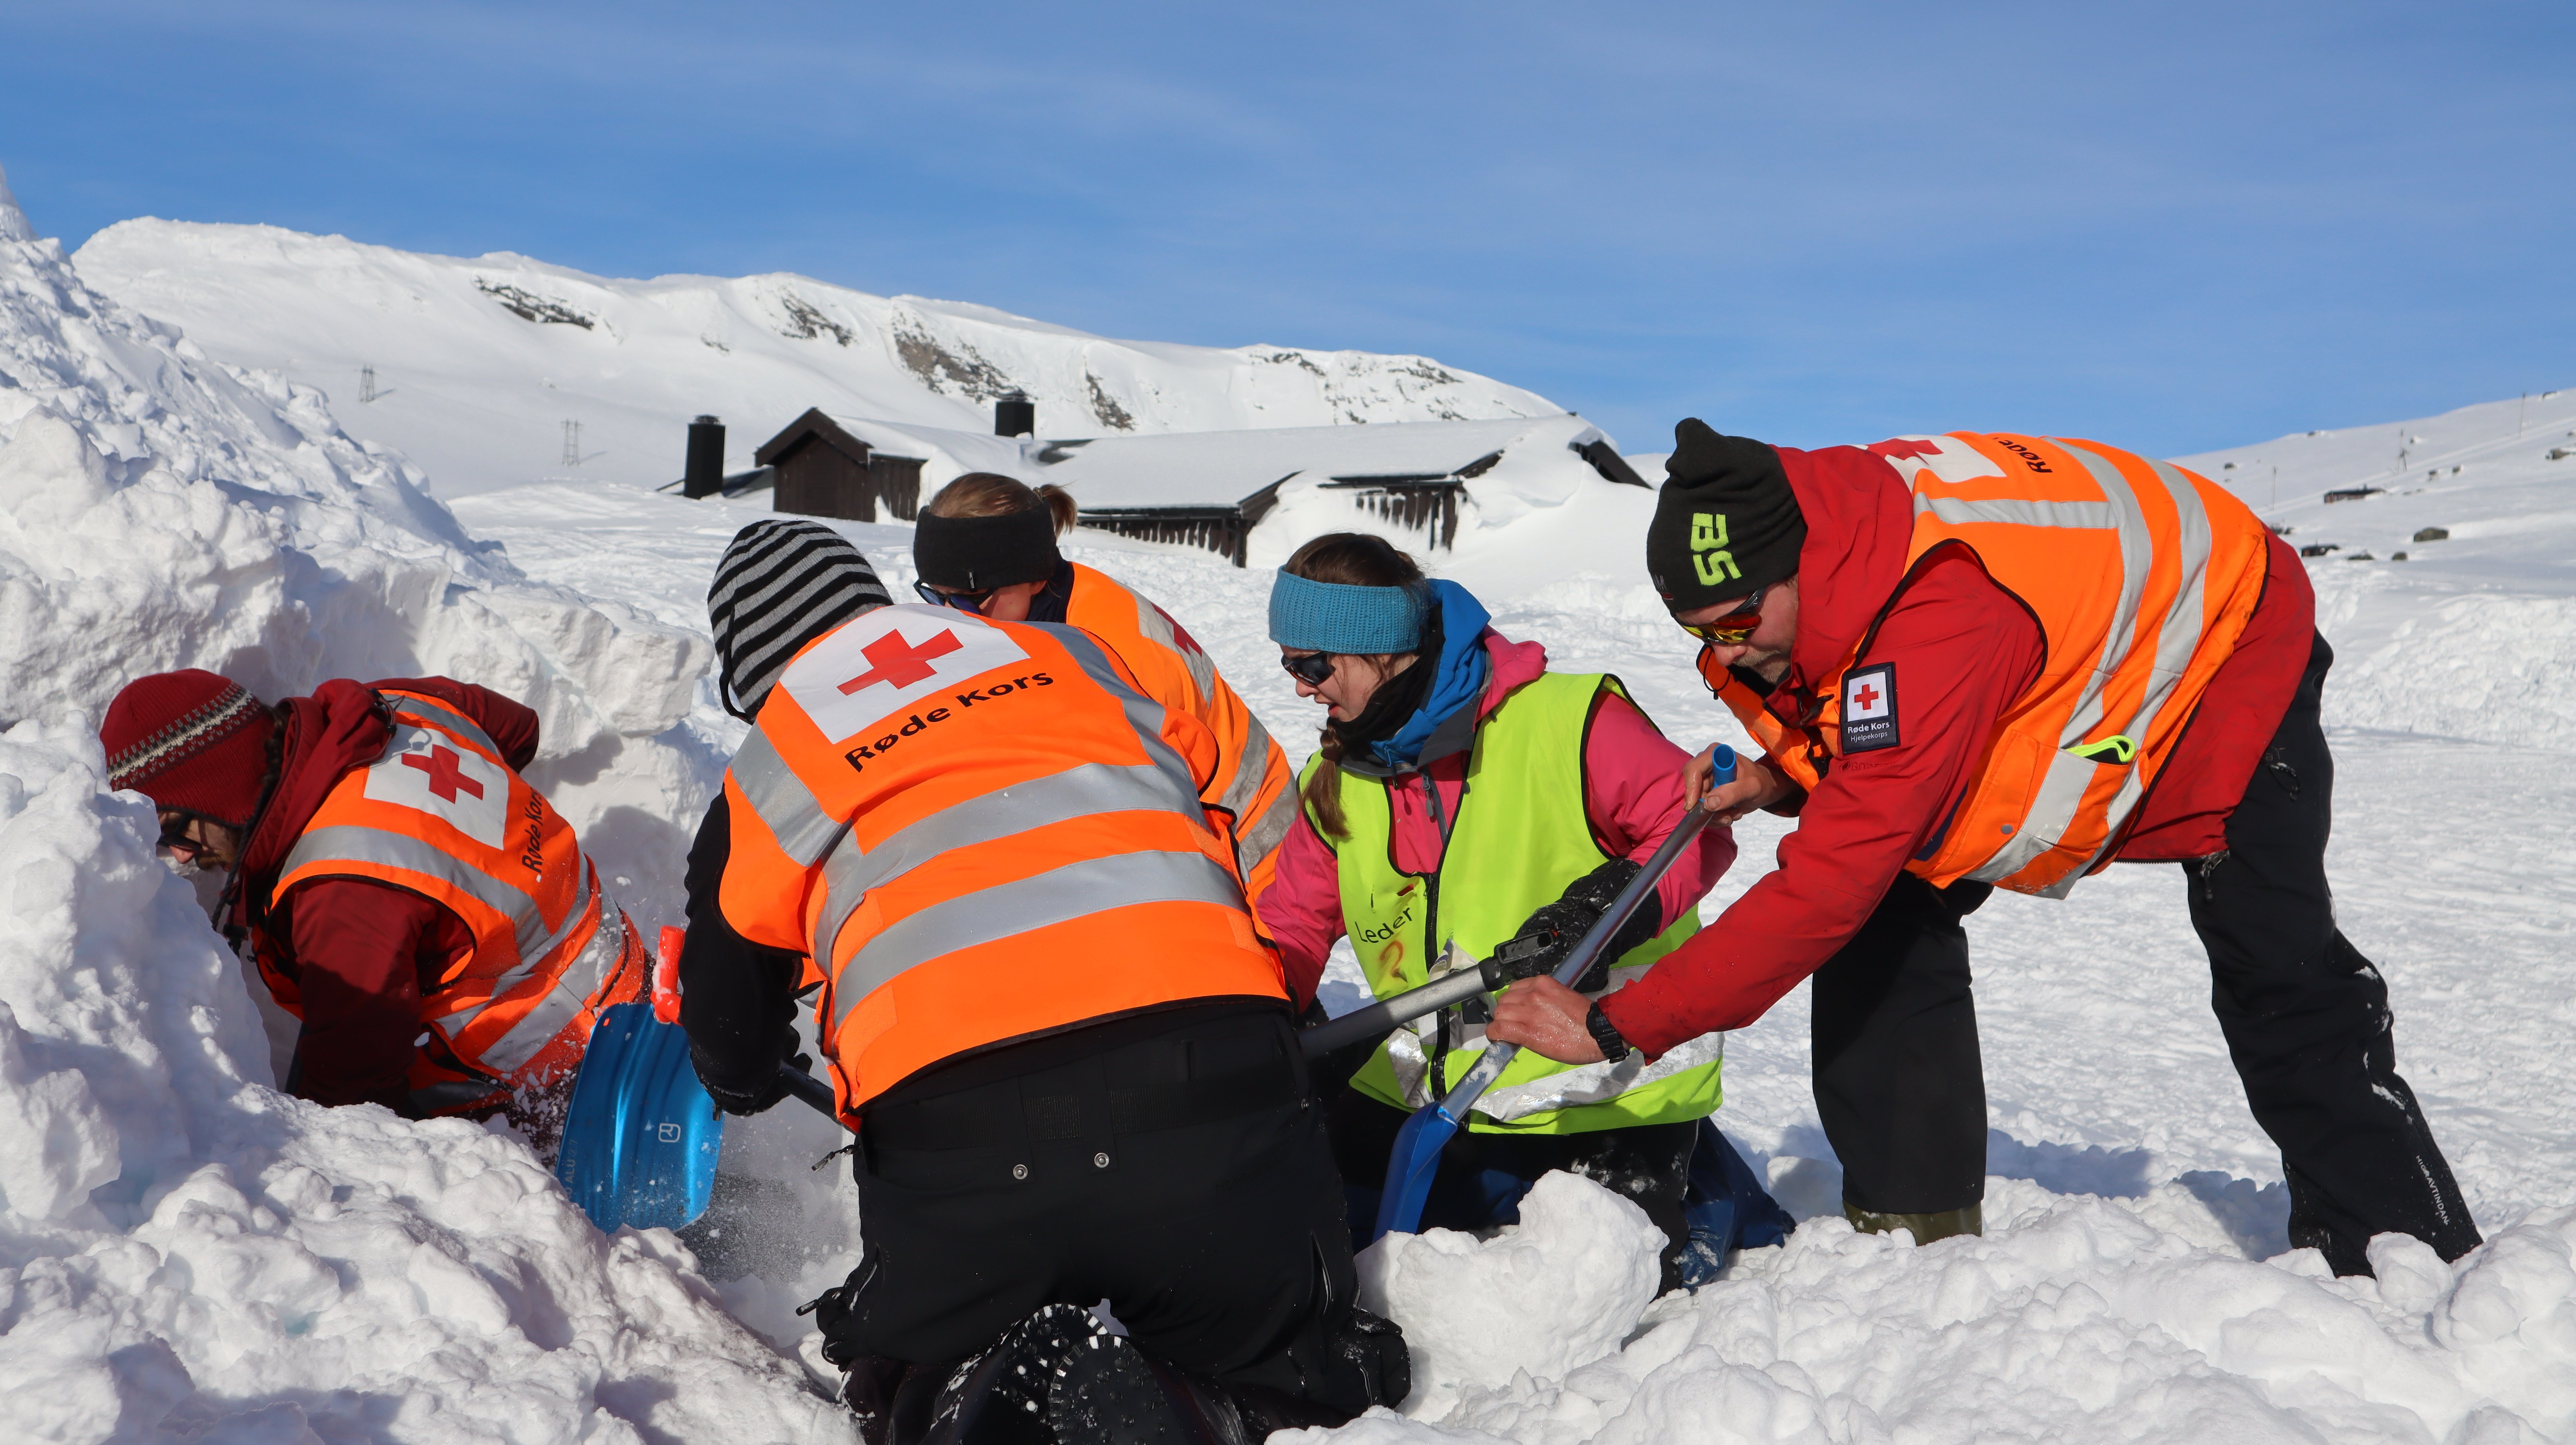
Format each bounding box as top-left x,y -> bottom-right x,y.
1154,604 -> 1206,658
1854,682 -> 1881,713
400,744 -> 486,803
839,627 -> 964,694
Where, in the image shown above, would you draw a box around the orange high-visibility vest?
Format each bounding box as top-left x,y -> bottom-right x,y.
1063,563 -> 1298,906
1701,433 -> 2273,899
719,604 -> 1286,1124
263,689 -> 646,1107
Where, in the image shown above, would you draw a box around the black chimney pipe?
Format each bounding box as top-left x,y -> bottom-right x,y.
994,391 -> 1034,439
683,415 -> 725,498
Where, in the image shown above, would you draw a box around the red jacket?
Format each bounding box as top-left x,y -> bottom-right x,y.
1255,631 -> 1735,1009
1600,444 -> 2316,1058
229,678 -> 542,1112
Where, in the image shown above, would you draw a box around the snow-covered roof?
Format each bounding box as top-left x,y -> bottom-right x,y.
1034,414 -> 1602,510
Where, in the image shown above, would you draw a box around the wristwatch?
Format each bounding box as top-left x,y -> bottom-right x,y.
1584,1002 -> 1633,1063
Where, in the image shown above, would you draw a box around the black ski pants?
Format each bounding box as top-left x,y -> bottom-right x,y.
825,1003 -> 1370,1412
1813,633 -> 2481,1274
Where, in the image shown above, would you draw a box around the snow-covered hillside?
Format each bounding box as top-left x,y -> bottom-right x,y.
69,220 -> 1562,497
6,147 -> 2574,1442
2177,390 -> 2576,752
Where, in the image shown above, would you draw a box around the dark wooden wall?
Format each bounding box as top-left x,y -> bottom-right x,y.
1324,480 -> 1462,551
772,436 -> 876,521
871,456 -> 925,521
1075,508 -> 1252,567
769,438 -> 925,523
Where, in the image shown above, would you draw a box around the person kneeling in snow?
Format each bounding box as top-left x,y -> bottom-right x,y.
101,668 -> 647,1138
678,520 -> 1406,1443
1257,533 -> 1786,1291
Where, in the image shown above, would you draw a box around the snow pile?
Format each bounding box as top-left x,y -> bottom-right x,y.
1356,1173 -> 1666,1419
1329,1175 -> 2576,1443
0,165 -> 842,1440
0,719 -> 843,1443
71,219 -> 1560,497
0,167 -> 717,910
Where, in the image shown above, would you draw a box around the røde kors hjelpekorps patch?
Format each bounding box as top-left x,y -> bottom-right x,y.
1842,663 -> 1899,753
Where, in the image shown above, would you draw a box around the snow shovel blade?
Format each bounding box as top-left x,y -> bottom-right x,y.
556,1001 -> 725,1232
1371,1098 -> 1467,1243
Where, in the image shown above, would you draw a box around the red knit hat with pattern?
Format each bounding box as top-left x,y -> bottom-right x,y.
99,670 -> 276,829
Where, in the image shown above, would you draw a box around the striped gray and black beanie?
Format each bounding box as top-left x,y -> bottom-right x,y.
708,519 -> 892,721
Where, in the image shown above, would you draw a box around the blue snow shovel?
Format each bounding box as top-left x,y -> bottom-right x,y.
1371,746 -> 1734,1244
557,927 -> 850,1232
556,998 -> 727,1231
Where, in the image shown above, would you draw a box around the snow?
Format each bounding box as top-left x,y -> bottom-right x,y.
0,165 -> 843,1443
4,151 -> 2573,1441
68,220 -> 1561,499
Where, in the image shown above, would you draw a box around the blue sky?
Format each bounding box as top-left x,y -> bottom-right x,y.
3,1 -> 2569,456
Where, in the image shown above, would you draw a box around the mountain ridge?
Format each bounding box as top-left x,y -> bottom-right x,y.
73,218 -> 1562,497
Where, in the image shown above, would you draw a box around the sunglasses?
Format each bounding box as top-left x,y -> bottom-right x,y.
1677,585 -> 1768,646
157,820 -> 209,863
913,580 -> 996,613
1281,651 -> 1338,686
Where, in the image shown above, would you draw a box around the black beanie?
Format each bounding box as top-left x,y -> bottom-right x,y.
1645,419 -> 1806,612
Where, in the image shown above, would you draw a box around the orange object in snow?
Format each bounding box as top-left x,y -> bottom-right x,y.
653,925 -> 685,1025
1701,433 -> 2273,899
260,688 -> 647,1109
718,604 -> 1285,1127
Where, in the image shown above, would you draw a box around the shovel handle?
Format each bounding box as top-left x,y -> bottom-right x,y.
779,1065 -> 840,1121
1430,747 -> 1731,1118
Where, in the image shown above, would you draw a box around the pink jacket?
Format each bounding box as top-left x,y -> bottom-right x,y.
1254,631 -> 1735,1009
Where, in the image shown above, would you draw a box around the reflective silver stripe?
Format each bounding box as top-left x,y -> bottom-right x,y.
1214,707 -> 1275,820
2060,455 -> 2218,887
476,902 -> 630,1074
730,726 -> 848,868
1914,494 -> 2119,530
1116,582 -> 1275,862
1037,623 -> 1203,804
830,849 -> 1245,1023
283,824 -> 598,1033
1967,445 -> 2157,883
806,760 -> 1197,966
382,694 -> 500,756
1957,443 -> 2222,892
1235,774 -> 1299,872
1129,585 -> 1219,701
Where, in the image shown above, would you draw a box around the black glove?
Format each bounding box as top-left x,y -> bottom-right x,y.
692,1028 -> 811,1116
1499,859 -> 1657,992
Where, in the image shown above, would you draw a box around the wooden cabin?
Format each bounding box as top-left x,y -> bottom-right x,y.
752,409 -> 927,523
740,406 -> 1646,566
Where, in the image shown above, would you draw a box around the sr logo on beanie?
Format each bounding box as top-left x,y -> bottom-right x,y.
1646,420 -> 1805,613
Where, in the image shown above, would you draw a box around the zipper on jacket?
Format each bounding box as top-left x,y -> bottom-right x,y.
1419,770 -> 1459,1102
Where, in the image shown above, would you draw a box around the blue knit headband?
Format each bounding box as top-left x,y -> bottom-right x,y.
1268,570 -> 1428,654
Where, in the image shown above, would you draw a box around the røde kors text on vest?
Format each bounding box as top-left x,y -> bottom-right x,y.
841,673 -> 1057,772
